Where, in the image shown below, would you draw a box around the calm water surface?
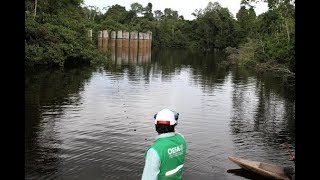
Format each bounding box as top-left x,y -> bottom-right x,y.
25,48 -> 295,179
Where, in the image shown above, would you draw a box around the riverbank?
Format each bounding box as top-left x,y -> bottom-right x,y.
254,62 -> 295,83
224,47 -> 295,86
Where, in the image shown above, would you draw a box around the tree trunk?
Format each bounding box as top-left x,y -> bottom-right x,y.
285,18 -> 290,43
279,7 -> 290,43
258,34 -> 265,53
34,0 -> 37,20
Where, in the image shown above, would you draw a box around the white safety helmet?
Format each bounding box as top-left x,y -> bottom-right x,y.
154,109 -> 179,125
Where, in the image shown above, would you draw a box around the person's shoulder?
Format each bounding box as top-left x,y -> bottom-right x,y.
175,132 -> 185,139
146,147 -> 160,159
147,147 -> 156,153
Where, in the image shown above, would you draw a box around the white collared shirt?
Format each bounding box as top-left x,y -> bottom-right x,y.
141,132 -> 176,180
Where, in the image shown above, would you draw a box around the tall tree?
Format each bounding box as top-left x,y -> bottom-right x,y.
130,2 -> 143,16
104,4 -> 128,24
143,2 -> 154,19
192,2 -> 238,49
164,8 -> 173,18
154,10 -> 163,20
236,6 -> 257,37
172,11 -> 179,20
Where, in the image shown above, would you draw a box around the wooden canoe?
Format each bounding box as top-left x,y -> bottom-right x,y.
228,156 -> 291,180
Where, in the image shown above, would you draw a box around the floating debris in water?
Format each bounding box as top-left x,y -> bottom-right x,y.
134,129 -> 136,131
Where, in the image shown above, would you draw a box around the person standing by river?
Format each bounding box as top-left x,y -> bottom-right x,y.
141,109 -> 187,180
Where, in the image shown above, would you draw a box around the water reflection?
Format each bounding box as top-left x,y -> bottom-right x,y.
151,49 -> 229,92
227,168 -> 272,180
25,67 -> 94,179
229,67 -> 295,166
25,48 -> 295,179
122,47 -> 129,65
111,42 -> 151,67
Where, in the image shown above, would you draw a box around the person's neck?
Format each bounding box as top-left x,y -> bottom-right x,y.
158,131 -> 175,135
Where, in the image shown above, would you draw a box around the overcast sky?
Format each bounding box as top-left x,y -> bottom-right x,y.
83,0 -> 268,20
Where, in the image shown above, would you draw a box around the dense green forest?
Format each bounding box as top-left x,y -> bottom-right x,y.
25,0 -> 295,76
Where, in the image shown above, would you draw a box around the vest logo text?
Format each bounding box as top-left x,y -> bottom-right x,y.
167,144 -> 183,157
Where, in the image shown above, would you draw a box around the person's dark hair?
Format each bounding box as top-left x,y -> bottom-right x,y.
155,124 -> 175,134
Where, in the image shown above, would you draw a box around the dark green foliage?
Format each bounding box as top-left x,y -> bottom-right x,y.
25,0 -> 107,67
26,0 -> 294,73
189,2 -> 243,50
235,0 -> 295,72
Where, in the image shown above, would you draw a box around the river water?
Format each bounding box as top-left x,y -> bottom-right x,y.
25,48 -> 295,179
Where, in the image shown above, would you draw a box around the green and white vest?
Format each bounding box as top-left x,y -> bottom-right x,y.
145,132 -> 187,180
